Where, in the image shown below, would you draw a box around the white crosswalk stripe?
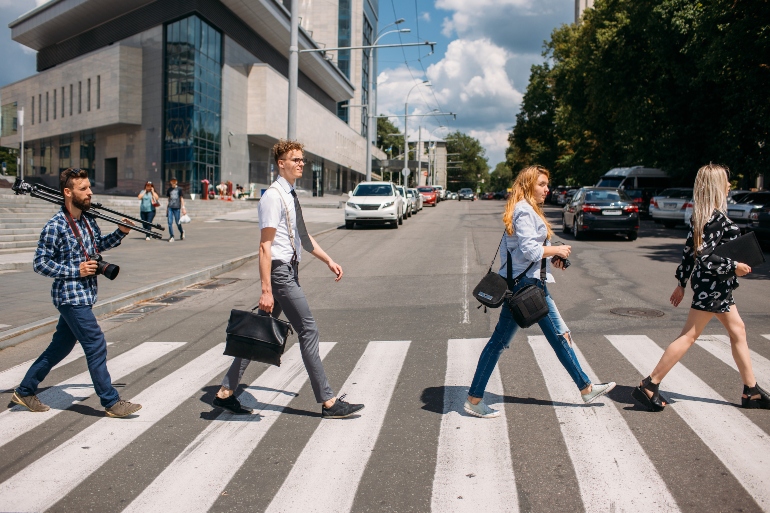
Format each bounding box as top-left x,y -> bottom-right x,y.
606,335 -> 770,511
0,341 -> 183,451
696,335 -> 770,382
0,343 -> 112,392
0,343 -> 231,513
431,338 -> 519,513
529,335 -> 678,512
762,335 -> 770,342
122,342 -> 336,513
265,340 -> 411,513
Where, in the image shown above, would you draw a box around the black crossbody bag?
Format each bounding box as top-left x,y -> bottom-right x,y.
506,248 -> 549,329
224,307 -> 293,367
472,231 -> 510,309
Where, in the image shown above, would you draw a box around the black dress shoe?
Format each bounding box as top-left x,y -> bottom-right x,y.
321,394 -> 364,419
212,395 -> 253,414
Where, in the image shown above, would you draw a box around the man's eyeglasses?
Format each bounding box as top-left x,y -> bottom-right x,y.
283,157 -> 307,165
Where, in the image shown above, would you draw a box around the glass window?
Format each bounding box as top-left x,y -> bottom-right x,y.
53,89 -> 56,120
46,92 -> 49,121
31,97 -> 35,126
96,76 -> 100,109
39,94 -> 42,123
1,102 -> 18,137
78,82 -> 82,113
69,84 -> 73,116
87,78 -> 91,111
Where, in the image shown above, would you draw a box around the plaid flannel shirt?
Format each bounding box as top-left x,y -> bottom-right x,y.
33,208 -> 126,307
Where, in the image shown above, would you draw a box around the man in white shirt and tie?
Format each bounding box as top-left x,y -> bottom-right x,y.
212,140 -> 364,419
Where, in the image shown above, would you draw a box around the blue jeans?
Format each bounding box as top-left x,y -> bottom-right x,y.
167,207 -> 183,238
16,304 -> 119,408
140,209 -> 156,231
468,277 -> 591,398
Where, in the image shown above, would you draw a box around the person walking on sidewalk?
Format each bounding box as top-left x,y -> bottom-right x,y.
166,177 -> 186,242
633,164 -> 770,411
212,140 -> 364,419
12,168 -> 141,418
138,181 -> 159,241
465,166 -> 616,418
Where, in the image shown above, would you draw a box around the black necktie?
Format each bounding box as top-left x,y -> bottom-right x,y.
290,189 -> 315,252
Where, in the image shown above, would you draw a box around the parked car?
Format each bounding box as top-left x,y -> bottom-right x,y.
407,188 -> 422,212
493,191 -> 507,200
727,191 -> 770,232
556,186 -> 580,206
433,185 -> 446,201
481,192 -> 495,200
458,188 -> 475,201
727,190 -> 752,204
418,186 -> 439,206
596,166 -> 670,215
345,182 -> 404,229
396,185 -> 412,219
748,205 -> 770,247
649,188 -> 694,228
562,187 -> 640,240
446,191 -> 457,200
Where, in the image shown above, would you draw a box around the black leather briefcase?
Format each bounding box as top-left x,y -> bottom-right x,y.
713,231 -> 765,268
224,308 -> 293,367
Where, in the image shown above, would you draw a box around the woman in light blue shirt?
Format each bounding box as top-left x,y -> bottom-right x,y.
465,166 -> 616,418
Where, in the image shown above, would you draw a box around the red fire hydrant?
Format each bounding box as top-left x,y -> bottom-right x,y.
201,179 -> 210,201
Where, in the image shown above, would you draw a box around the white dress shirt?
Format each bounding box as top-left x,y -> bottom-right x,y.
258,176 -> 303,263
498,200 -> 555,283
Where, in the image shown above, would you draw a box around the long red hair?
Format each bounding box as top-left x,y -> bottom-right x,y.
502,165 -> 553,239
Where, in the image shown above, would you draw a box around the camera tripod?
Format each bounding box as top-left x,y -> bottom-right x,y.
12,178 -> 165,239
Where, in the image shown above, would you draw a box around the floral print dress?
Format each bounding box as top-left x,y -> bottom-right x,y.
675,210 -> 741,313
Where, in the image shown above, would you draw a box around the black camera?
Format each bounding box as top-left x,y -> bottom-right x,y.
88,254 -> 120,280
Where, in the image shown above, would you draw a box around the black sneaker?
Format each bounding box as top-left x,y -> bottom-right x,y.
321,394 -> 364,419
212,395 -> 253,415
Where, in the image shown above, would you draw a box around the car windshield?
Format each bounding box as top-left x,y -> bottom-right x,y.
396,188 -> 405,196
738,192 -> 770,205
597,177 -> 623,188
657,188 -> 693,199
418,187 -> 435,192
354,184 -> 393,196
584,190 -> 628,202
459,188 -> 472,193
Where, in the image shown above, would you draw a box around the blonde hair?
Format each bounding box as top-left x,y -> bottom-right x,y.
503,165 -> 554,239
691,163 -> 729,254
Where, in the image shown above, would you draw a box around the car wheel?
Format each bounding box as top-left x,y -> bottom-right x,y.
627,231 -> 638,241
345,221 -> 354,229
398,213 -> 403,225
391,220 -> 399,229
573,218 -> 584,240
562,215 -> 570,234
663,221 -> 677,229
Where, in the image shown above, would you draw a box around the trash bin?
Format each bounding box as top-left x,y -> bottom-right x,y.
201,179 -> 210,200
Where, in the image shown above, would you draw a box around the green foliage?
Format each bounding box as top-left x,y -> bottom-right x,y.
488,162 -> 514,192
377,117 -> 404,160
0,147 -> 18,176
445,130 -> 489,191
508,0 -> 770,188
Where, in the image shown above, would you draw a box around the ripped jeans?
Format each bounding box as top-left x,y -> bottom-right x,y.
468,277 -> 591,398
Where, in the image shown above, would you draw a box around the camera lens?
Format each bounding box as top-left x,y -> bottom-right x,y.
100,262 -> 120,280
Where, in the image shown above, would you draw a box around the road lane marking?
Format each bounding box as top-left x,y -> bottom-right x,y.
528,335 -> 678,512
462,238 -> 470,324
696,335 -> 770,382
606,335 -> 770,510
122,343 -> 336,513
0,342 -> 182,451
0,343 -> 112,392
265,340 -> 410,513
0,343 -> 230,513
762,335 -> 770,342
431,338 -> 519,513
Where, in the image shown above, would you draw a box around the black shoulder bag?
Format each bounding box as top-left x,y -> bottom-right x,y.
224,306 -> 293,367
472,230 -> 510,309
506,247 -> 549,328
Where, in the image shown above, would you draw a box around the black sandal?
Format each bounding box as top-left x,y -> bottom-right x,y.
742,383 -> 770,409
632,376 -> 666,412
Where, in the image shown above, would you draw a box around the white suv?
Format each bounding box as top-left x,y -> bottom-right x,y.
345,182 -> 404,229
433,185 -> 446,201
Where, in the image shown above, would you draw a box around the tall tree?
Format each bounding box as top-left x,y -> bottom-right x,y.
445,130 -> 489,191
488,162 -> 514,192
376,117 -> 404,160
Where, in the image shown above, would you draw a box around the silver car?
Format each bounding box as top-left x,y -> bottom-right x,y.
396,185 -> 412,219
407,188 -> 422,213
650,188 -> 693,228
727,191 -> 770,231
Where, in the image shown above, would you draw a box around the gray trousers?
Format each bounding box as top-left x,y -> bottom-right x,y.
221,260 -> 334,403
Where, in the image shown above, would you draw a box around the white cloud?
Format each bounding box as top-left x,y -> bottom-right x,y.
420,11 -> 431,22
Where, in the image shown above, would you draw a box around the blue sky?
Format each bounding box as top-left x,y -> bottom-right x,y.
0,0 -> 575,167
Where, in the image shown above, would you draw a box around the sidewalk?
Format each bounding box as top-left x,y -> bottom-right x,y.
0,205 -> 344,346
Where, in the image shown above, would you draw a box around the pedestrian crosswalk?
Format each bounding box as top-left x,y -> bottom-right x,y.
0,333 -> 769,512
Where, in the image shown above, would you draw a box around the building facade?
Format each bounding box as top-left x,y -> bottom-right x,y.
575,0 -> 594,23
0,0 -> 377,197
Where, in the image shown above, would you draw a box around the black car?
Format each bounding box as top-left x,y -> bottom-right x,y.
748,206 -> 770,248
562,187 -> 640,241
458,188 -> 475,201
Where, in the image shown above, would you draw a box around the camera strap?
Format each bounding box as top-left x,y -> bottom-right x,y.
63,208 -> 97,261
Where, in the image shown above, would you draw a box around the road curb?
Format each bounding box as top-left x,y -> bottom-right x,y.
0,225 -> 344,350
0,251 -> 259,350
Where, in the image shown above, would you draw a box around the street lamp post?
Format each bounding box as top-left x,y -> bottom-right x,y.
403,80 -> 430,187
17,107 -> 24,180
426,125 -> 448,186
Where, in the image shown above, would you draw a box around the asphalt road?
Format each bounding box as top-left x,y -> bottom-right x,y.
1,199 -> 769,512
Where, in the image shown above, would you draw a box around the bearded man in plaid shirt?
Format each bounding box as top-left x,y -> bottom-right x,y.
12,169 -> 142,418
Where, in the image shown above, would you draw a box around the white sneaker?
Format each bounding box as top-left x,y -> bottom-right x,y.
463,399 -> 501,418
169,237 -> 175,243
582,382 -> 616,403
145,236 -> 151,241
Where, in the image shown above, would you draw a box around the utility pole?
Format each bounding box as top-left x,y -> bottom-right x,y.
18,107 -> 24,180
416,126 -> 422,187
287,0 -> 299,139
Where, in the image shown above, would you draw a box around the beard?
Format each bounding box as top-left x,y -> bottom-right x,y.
72,196 -> 91,212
